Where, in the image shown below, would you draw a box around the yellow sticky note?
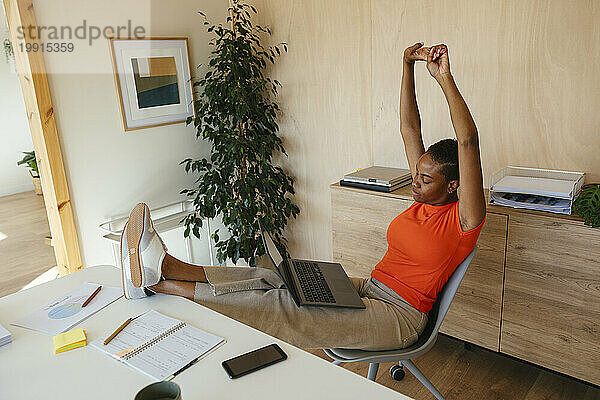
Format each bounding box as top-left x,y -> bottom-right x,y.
53,328 -> 87,354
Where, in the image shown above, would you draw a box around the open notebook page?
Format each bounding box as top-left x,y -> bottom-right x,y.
124,323 -> 225,380
91,310 -> 224,381
92,310 -> 182,357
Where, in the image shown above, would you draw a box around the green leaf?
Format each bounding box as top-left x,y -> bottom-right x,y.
573,185 -> 600,228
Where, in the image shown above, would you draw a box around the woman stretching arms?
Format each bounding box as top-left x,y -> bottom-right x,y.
119,43 -> 485,351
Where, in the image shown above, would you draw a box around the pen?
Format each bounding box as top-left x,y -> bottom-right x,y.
103,317 -> 132,345
165,356 -> 202,381
165,339 -> 226,381
81,285 -> 102,307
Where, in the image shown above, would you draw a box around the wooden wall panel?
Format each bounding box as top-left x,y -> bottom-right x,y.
249,0 -> 373,262
440,212 -> 507,351
248,0 -> 600,264
371,0 -> 600,186
502,214 -> 600,385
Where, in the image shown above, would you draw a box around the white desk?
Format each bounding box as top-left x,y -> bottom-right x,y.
0,266 -> 412,399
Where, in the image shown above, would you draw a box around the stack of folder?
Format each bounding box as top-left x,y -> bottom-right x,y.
489,167 -> 584,215
53,328 -> 87,354
341,166 -> 412,193
0,323 -> 11,347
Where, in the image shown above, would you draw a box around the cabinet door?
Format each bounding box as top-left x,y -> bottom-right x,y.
331,188 -> 412,278
501,214 -> 600,385
440,212 -> 507,351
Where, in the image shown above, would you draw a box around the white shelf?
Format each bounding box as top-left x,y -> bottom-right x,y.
101,209 -> 194,244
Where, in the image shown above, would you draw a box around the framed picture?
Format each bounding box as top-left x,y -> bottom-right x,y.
109,38 -> 194,131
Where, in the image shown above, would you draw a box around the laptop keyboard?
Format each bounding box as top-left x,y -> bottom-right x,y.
293,261 -> 336,303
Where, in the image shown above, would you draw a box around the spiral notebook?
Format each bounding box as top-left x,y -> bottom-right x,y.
91,310 -> 225,381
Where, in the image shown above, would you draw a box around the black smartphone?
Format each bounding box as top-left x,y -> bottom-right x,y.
222,343 -> 288,379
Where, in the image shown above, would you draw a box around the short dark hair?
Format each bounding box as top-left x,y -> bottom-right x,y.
426,138 -> 459,182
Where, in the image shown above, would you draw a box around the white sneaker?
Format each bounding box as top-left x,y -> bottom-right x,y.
120,222 -> 148,299
121,203 -> 167,289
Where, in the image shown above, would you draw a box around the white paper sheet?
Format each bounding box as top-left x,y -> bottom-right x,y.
11,283 -> 122,335
490,191 -> 572,214
0,322 -> 11,347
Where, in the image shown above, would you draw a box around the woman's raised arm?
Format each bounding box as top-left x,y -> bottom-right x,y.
426,44 -> 486,230
400,43 -> 429,178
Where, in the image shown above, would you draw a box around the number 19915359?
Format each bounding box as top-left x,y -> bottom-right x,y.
19,42 -> 74,52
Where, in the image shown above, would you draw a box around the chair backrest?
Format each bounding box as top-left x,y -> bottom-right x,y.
409,246 -> 477,349
432,246 -> 477,332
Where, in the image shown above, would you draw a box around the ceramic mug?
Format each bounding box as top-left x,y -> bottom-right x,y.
134,381 -> 181,400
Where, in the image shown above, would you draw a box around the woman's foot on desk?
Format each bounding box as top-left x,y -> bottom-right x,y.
119,203 -> 209,299
120,222 -> 155,299
120,203 -> 168,298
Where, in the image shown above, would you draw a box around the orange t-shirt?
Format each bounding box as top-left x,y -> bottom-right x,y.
371,200 -> 485,313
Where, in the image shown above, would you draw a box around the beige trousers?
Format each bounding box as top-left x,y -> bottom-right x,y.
193,267 -> 427,351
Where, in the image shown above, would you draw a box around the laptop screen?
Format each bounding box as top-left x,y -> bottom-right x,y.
262,231 -> 284,268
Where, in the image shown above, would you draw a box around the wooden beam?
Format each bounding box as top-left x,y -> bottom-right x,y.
3,0 -> 82,275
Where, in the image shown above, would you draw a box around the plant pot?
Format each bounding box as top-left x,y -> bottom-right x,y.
30,171 -> 42,195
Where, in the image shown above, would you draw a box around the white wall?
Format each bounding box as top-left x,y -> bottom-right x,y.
33,0 -> 228,267
0,8 -> 34,197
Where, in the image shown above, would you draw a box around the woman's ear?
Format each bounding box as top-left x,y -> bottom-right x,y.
447,180 -> 459,194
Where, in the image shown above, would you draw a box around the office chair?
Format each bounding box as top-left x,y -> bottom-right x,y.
324,247 -> 477,400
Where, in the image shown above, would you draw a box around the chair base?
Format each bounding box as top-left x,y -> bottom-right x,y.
323,248 -> 477,400
402,359 -> 445,400
367,363 -> 379,380
389,364 -> 405,381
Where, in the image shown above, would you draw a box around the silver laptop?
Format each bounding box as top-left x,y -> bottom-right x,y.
343,166 -> 412,187
261,230 -> 365,309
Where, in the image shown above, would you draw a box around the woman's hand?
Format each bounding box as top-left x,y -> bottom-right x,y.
403,42 -> 429,64
426,44 -> 451,79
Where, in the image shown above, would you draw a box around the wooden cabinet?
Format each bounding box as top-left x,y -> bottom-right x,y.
331,187 -> 412,278
501,214 -> 600,385
330,183 -> 600,385
439,212 -> 506,351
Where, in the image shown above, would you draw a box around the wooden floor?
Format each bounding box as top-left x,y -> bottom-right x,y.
0,191 -> 56,298
310,335 -> 600,400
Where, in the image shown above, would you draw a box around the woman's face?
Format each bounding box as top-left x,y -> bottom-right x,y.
412,152 -> 458,205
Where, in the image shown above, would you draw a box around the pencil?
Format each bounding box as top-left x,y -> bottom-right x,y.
103,317 -> 132,345
81,285 -> 102,307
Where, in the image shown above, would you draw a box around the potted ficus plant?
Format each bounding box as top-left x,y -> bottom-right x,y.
17,151 -> 42,195
573,184 -> 600,228
180,0 -> 300,267
3,38 -> 13,63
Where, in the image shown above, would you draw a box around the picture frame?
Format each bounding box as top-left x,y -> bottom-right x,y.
109,38 -> 195,131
